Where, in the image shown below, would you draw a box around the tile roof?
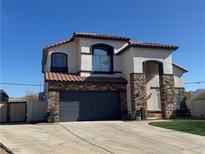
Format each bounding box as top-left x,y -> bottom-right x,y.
129,42 -> 178,50
73,32 -> 130,41
116,41 -> 178,55
43,32 -> 130,50
43,39 -> 72,50
45,72 -> 127,83
42,32 -> 130,67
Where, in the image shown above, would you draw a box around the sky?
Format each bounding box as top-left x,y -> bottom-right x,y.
1,0 -> 205,97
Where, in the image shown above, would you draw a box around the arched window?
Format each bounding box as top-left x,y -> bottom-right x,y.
92,44 -> 113,73
51,53 -> 68,72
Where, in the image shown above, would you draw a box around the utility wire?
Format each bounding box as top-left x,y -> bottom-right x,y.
185,82 -> 205,84
2,31 -> 205,41
1,56 -> 40,59
1,22 -> 205,31
0,82 -> 43,86
1,81 -> 205,86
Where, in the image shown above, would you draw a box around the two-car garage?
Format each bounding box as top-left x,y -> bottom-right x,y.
45,72 -> 127,123
59,91 -> 121,122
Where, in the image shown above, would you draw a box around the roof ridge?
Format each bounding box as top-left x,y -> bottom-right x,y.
43,32 -> 130,50
73,32 -> 130,39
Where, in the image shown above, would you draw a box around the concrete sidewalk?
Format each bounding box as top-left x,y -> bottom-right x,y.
0,121 -> 205,154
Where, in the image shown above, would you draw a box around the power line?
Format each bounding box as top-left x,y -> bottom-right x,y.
1,22 -> 205,31
1,31 -> 205,42
178,48 -> 205,52
144,32 -> 205,39
0,57 -> 42,59
185,82 -> 205,84
0,82 -> 43,86
1,81 -> 205,86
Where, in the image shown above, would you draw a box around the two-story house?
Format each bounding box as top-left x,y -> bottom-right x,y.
42,32 -> 187,122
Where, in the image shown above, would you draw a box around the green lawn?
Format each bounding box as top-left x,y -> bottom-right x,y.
149,119 -> 205,136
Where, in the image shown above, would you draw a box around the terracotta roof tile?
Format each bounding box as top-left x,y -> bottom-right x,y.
43,39 -> 72,50
45,72 -> 127,83
74,32 -> 130,41
43,32 -> 130,50
129,41 -> 178,50
116,41 -> 178,55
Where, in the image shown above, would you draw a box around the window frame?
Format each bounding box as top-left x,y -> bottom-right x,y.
51,52 -> 68,73
91,44 -> 114,74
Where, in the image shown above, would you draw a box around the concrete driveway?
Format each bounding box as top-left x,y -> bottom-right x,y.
0,121 -> 205,154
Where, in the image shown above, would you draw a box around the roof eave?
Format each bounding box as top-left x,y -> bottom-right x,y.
73,32 -> 131,42
173,63 -> 188,73
116,44 -> 178,55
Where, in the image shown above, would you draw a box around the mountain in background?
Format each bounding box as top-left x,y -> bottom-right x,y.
186,89 -> 205,101
190,89 -> 205,96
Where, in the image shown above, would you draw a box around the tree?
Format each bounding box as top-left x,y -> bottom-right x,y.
184,91 -> 193,101
25,91 -> 38,103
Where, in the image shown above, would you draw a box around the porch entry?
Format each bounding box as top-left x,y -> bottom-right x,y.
147,88 -> 161,111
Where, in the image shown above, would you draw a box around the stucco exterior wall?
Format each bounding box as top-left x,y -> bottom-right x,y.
120,48 -> 134,114
119,48 -> 168,113
79,38 -> 128,54
78,38 -> 128,77
44,41 -> 78,73
173,64 -> 185,87
132,48 -> 173,74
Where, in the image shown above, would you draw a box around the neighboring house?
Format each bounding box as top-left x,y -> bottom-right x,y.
0,91 -> 27,123
0,90 -> 9,122
42,32 -> 188,122
0,89 -> 8,103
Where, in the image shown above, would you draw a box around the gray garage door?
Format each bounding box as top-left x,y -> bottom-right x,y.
60,91 -> 121,122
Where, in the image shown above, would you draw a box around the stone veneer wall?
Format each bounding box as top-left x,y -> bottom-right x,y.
130,73 -> 147,118
47,91 -> 59,122
47,81 -> 127,122
159,74 -> 176,119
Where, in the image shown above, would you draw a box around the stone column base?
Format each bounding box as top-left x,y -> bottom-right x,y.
159,74 -> 176,119
47,91 -> 60,123
130,73 -> 147,120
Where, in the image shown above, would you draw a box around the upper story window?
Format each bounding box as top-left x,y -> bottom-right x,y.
51,53 -> 68,73
92,44 -> 113,73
